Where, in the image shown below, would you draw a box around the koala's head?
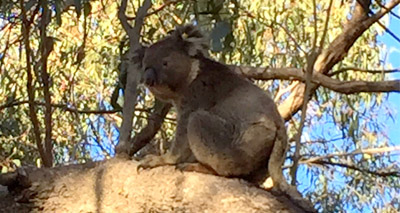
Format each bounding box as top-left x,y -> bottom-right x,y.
141,25 -> 208,103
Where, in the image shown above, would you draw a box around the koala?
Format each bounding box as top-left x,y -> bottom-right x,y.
137,25 -> 314,212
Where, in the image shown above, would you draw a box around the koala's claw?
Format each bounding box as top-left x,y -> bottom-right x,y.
136,164 -> 148,174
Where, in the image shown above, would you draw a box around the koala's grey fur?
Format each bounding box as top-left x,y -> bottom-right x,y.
137,25 -> 315,212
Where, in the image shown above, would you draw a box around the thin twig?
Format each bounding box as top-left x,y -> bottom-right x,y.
290,52 -> 319,185
273,21 -> 306,54
376,20 -> 400,44
319,0 -> 333,49
310,159 -> 400,178
312,0 -> 318,50
89,120 -> 112,158
329,67 -> 400,76
291,0 -> 323,183
301,146 -> 400,164
1,100 -> 129,113
0,99 -> 177,122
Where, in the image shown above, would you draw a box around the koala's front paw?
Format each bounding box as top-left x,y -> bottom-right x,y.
137,154 -> 164,171
137,153 -> 178,172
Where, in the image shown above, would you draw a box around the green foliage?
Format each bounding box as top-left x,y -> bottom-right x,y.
0,0 -> 398,212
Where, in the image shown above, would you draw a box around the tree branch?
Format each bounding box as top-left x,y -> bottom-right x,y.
309,159 -> 400,178
230,65 -> 400,95
0,100 -> 119,113
130,100 -> 172,156
328,67 -> 400,76
298,146 -> 400,177
290,53 -> 319,185
117,0 -> 153,156
319,0 -> 333,49
39,0 -> 54,167
20,0 -> 52,168
0,159 -> 308,212
0,100 -> 149,114
301,146 -> 400,164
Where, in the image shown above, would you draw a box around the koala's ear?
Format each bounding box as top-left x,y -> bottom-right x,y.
128,45 -> 146,69
134,45 -> 146,62
171,24 -> 209,57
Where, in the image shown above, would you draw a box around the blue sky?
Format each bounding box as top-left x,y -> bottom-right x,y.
378,8 -> 400,146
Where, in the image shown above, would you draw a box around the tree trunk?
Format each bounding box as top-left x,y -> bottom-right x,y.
0,159 -> 307,212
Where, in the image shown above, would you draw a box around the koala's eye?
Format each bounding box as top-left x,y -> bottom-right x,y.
162,61 -> 168,67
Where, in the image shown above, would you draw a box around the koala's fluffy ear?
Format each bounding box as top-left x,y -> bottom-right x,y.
133,45 -> 146,67
171,24 -> 209,57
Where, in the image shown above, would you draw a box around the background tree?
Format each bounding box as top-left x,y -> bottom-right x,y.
0,0 -> 399,212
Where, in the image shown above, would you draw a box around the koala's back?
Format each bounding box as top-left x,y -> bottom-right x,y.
181,57 -> 281,126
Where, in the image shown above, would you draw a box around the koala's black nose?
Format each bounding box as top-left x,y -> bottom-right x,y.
143,67 -> 157,86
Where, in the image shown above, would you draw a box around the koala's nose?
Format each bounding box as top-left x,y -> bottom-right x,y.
143,67 -> 157,86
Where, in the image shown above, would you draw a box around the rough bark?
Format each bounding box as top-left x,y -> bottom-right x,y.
0,159 -> 308,213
